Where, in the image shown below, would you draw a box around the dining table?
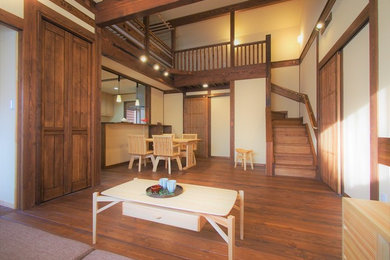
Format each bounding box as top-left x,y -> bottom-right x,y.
146,137 -> 200,170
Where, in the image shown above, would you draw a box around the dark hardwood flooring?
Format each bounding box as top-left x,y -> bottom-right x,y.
0,158 -> 342,259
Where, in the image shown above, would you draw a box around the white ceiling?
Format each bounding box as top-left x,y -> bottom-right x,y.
101,70 -> 137,95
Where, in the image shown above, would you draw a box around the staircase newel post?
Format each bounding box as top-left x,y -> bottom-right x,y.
265,34 -> 273,176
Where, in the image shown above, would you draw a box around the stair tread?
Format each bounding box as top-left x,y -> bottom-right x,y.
274,164 -> 317,169
274,152 -> 313,157
274,143 -> 310,147
273,125 -> 306,128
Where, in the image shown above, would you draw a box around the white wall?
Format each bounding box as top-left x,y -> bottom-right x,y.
271,66 -> 300,117
299,0 -> 327,52
151,88 -> 164,124
342,25 -> 370,200
378,0 -> 390,202
0,25 -> 18,208
211,96 -> 230,157
164,93 -> 183,136
0,0 -> 24,18
299,37 -> 317,152
235,78 -> 266,164
319,0 -> 368,61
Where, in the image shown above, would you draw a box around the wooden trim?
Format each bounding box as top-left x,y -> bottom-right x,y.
319,4 -> 369,69
0,8 -> 24,30
305,123 -> 317,166
339,50 -> 345,195
265,107 -> 273,176
230,81 -> 235,160
299,0 -> 336,62
95,0 -> 204,26
207,89 -> 211,157
378,138 -> 390,166
271,59 -> 299,68
265,34 -> 271,106
168,0 -> 289,27
369,0 -> 379,200
37,1 -> 95,42
316,35 -> 320,180
230,11 -> 234,68
47,0 -> 95,27
336,51 -> 342,195
144,16 -> 149,55
74,0 -> 96,13
16,30 -> 23,209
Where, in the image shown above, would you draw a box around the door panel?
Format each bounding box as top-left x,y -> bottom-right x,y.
184,97 -> 209,157
72,134 -> 89,191
319,53 -> 341,194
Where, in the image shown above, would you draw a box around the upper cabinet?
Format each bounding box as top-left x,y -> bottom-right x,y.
101,92 -> 114,117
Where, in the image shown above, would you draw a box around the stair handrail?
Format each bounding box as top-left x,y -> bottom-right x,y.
271,83 -> 318,133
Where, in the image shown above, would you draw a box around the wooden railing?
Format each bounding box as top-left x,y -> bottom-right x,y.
271,83 -> 318,133
174,40 -> 267,72
234,40 -> 266,67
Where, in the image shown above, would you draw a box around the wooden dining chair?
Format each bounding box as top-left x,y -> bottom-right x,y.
181,133 -> 198,163
128,135 -> 155,172
152,135 -> 182,174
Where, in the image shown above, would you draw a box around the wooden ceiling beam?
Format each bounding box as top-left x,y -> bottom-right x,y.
168,0 -> 290,27
95,0 -> 205,26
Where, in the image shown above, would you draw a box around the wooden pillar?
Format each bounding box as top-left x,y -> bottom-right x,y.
230,11 -> 235,68
265,34 -> 273,176
230,81 -> 235,160
369,0 -> 378,200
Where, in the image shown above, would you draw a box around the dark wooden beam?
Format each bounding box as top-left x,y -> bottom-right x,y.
0,8 -> 24,30
369,0 -> 378,200
101,28 -> 174,87
173,64 -> 266,87
95,0 -> 205,26
143,16 -> 150,55
48,0 -> 95,27
230,81 -> 235,161
271,59 -> 299,68
230,11 -> 235,68
169,0 -> 290,27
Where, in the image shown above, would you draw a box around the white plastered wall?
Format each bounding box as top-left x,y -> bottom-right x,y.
319,0 -> 368,61
378,0 -> 390,202
211,96 -> 230,157
342,25 -> 370,200
235,78 -> 266,164
151,88 -> 164,124
0,0 -> 23,18
271,66 -> 300,117
299,37 -> 317,153
164,93 -> 183,136
0,25 -> 18,208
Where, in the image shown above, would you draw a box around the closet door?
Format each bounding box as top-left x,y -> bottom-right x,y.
41,21 -> 67,201
41,21 -> 91,201
69,35 -> 91,192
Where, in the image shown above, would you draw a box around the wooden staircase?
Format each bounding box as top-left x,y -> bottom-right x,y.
272,111 -> 317,178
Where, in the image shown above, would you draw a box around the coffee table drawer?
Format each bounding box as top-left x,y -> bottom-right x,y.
122,201 -> 205,231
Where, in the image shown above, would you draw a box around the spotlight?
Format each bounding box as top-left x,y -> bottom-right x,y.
163,71 -> 169,77
316,23 -> 323,30
140,55 -> 147,62
153,64 -> 160,71
202,83 -> 208,88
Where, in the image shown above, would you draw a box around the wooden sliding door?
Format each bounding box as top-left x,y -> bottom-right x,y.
184,97 -> 209,158
41,21 -> 91,201
318,53 -> 341,194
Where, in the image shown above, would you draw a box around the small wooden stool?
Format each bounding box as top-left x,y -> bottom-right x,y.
234,148 -> 254,171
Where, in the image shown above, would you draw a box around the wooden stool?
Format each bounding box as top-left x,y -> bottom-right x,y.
234,148 -> 254,171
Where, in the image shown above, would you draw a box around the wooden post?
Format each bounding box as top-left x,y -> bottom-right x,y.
227,215 -> 235,260
230,11 -> 235,68
239,190 -> 244,240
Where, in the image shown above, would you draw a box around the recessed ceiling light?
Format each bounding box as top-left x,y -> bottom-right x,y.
153,64 -> 160,71
114,87 -> 118,90
140,55 -> 147,63
163,71 -> 169,77
316,23 -> 323,30
202,83 -> 208,88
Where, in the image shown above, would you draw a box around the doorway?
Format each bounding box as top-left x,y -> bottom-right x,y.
0,24 -> 19,208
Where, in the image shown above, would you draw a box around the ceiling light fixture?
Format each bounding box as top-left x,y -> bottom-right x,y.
316,22 -> 323,30
140,55 -> 147,63
116,76 -> 122,103
135,82 -> 140,106
153,64 -> 160,71
163,71 -> 169,77
202,83 -> 208,88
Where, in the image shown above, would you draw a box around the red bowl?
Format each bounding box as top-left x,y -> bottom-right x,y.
150,184 -> 162,193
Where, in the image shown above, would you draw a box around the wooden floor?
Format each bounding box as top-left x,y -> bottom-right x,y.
0,158 -> 342,259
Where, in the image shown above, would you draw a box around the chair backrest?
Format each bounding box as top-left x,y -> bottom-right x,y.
181,133 -> 198,150
128,135 -> 147,155
163,133 -> 175,137
153,135 -> 174,156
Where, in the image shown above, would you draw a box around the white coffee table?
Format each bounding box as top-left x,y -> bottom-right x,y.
92,178 -> 244,260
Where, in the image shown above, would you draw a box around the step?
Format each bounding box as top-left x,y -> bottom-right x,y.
271,111 -> 287,120
273,126 -> 307,136
274,135 -> 309,144
274,143 -> 311,154
274,153 -> 314,166
272,118 -> 303,126
274,164 -> 317,178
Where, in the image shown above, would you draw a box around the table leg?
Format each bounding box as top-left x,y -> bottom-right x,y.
92,192 -> 97,244
228,215 -> 235,260
183,143 -> 195,170
239,190 -> 244,240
